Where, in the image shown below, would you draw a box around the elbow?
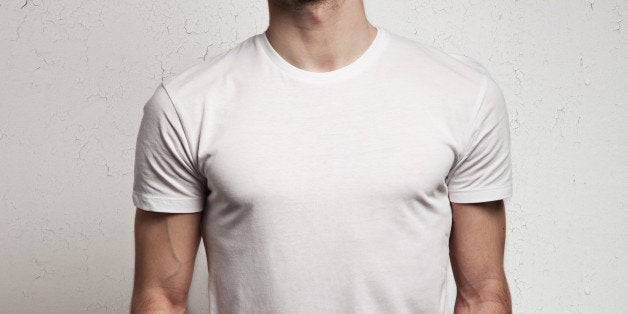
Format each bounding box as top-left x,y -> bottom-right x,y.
130,289 -> 189,314
454,277 -> 512,314
454,301 -> 511,314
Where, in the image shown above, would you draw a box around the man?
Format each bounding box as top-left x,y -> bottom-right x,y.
130,0 -> 513,313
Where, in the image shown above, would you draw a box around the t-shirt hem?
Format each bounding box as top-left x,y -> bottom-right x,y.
132,192 -> 205,213
448,184 -> 512,203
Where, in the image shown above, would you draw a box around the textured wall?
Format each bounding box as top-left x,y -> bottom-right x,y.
1,0 -> 626,313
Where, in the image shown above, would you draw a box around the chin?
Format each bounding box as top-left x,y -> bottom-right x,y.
270,0 -> 337,9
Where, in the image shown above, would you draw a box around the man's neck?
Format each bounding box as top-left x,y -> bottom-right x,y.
266,0 -> 376,73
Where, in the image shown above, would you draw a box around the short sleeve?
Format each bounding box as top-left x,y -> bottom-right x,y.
446,74 -> 513,203
132,82 -> 207,213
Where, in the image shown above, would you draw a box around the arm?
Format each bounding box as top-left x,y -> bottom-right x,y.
449,200 -> 512,314
130,208 -> 202,314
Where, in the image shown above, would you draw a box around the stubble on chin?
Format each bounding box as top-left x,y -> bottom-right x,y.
270,0 -> 341,11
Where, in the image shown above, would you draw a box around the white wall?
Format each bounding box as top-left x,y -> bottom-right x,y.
1,0 -> 626,313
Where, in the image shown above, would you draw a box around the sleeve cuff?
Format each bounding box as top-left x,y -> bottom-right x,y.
132,192 -> 205,213
448,184 -> 513,203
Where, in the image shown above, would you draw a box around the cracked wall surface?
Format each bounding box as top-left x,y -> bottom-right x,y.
0,0 -> 626,313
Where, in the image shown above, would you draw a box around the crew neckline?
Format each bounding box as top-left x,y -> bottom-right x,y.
256,26 -> 389,84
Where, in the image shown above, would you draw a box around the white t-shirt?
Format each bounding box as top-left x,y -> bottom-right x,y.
132,26 -> 513,313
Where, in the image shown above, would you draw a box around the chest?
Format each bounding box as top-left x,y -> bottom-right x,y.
200,84 -> 458,204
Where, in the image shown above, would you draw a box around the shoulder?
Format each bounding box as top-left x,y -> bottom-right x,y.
384,29 -> 490,90
161,34 -> 258,105
143,35 -> 258,142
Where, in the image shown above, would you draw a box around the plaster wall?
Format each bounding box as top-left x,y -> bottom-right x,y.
1,0 -> 626,312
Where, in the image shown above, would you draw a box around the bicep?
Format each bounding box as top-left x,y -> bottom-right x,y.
132,208 -> 202,302
449,200 -> 507,291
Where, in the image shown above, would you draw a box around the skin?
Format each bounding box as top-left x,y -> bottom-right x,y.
265,0 -> 378,73
131,0 -> 512,312
130,209 -> 202,313
450,200 -> 513,313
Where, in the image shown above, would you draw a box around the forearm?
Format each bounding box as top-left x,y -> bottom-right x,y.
131,288 -> 189,314
453,277 -> 512,314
